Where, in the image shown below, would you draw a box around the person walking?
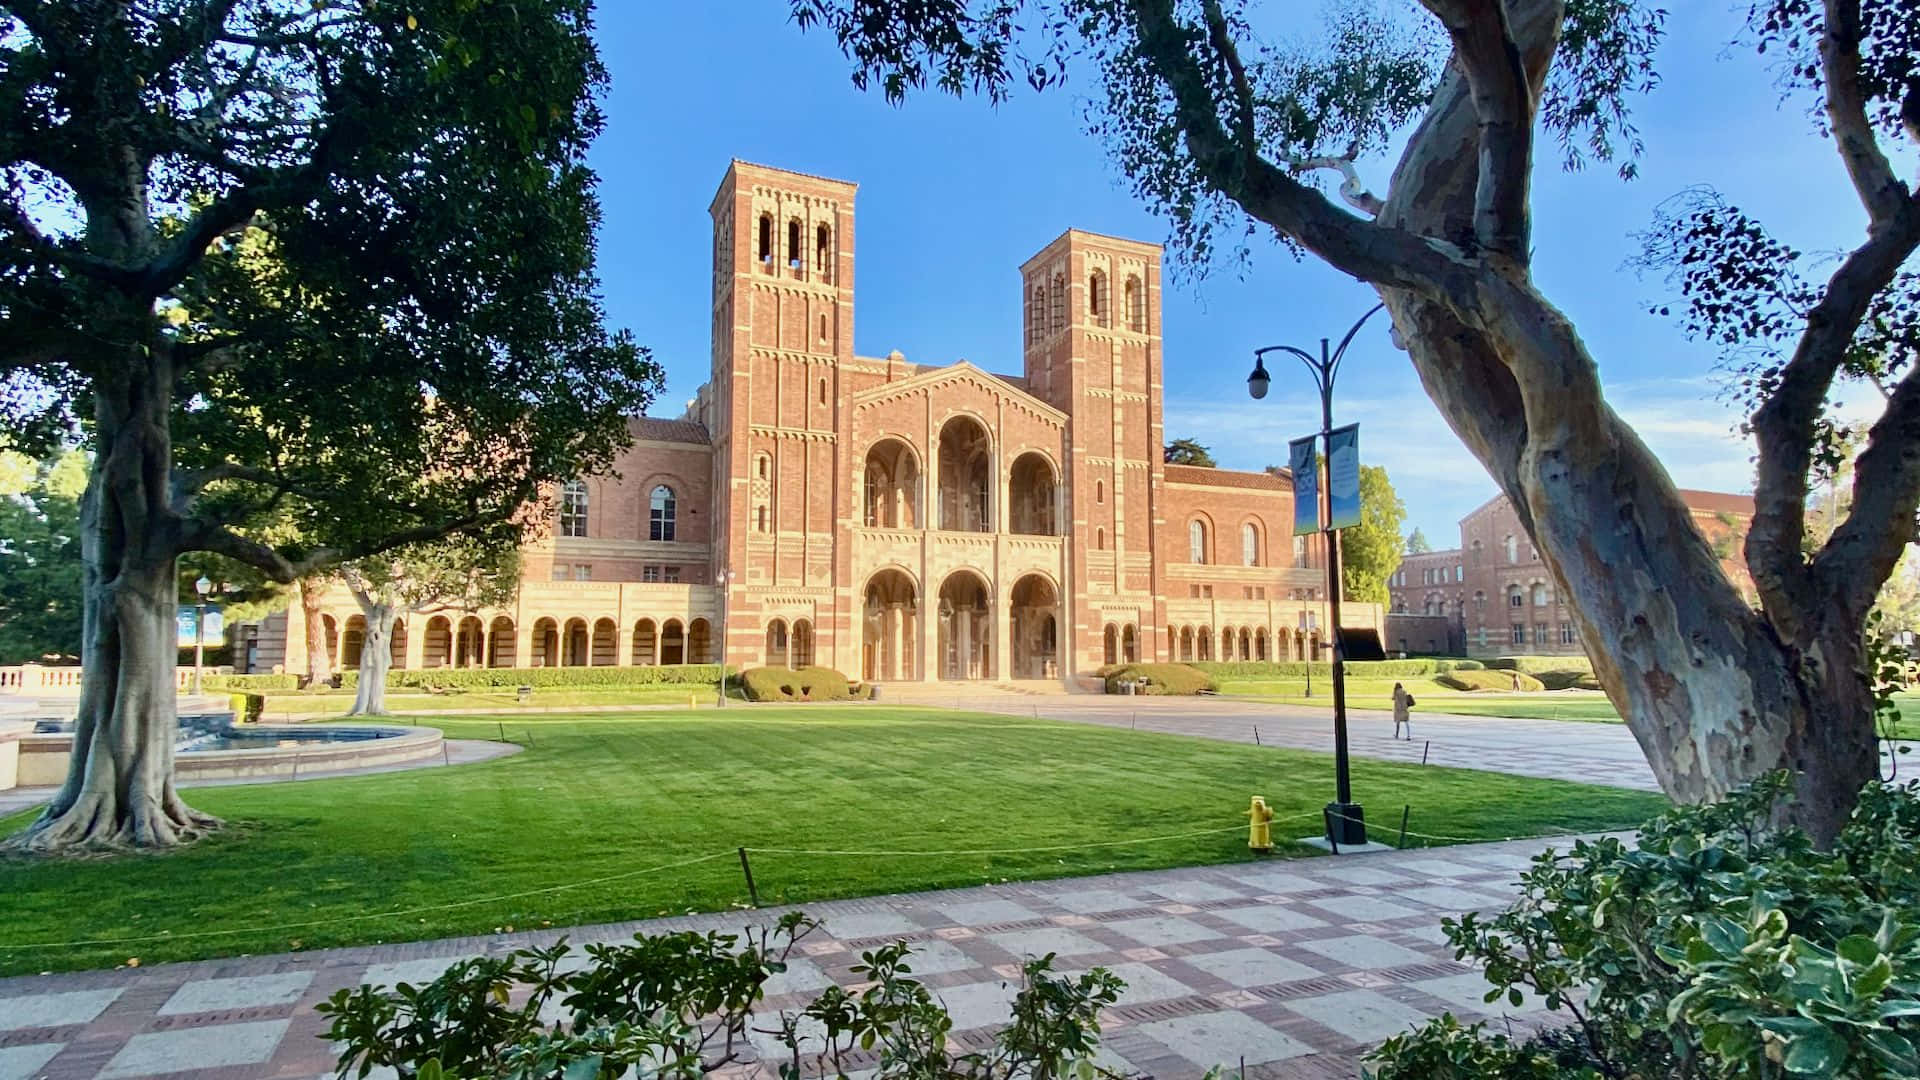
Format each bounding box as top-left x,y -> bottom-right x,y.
1392,682 -> 1415,740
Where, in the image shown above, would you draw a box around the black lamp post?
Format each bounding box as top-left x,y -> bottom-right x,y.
1247,302 -> 1387,847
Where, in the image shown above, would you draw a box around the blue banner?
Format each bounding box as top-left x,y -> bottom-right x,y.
1327,424 -> 1362,530
176,606 -> 225,648
1289,435 -> 1319,535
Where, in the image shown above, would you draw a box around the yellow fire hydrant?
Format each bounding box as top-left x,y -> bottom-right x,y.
1246,796 -> 1275,854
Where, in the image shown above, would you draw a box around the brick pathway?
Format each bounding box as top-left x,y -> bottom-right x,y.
0,836 -> 1579,1079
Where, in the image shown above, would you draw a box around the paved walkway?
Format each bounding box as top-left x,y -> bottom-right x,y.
0,836 -> 1577,1080
898,690 -> 1662,790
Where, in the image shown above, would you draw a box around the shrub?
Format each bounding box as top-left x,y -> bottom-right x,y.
1366,773 -> 1920,1080
335,665 -> 726,692
1193,659 -> 1480,680
1451,658 -> 1485,670
321,913 -> 1124,1080
1486,655 -> 1594,675
1103,663 -> 1216,695
1436,669 -> 1544,692
739,666 -> 854,702
227,693 -> 265,723
1535,669 -> 1603,691
202,673 -> 299,691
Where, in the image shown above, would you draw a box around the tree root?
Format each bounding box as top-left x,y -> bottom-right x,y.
2,789 -> 223,856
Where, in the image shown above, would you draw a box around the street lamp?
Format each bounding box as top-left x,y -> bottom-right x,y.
192,575 -> 213,696
1248,302 -> 1387,848
715,568 -> 735,707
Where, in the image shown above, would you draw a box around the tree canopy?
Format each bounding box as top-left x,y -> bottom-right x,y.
1163,437 -> 1217,466
1405,527 -> 1433,554
0,449 -> 86,664
1343,464 -> 1406,605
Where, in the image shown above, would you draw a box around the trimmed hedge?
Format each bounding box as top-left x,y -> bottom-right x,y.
1437,669 -> 1544,692
336,665 -> 726,691
228,693 -> 265,723
202,673 -> 299,691
738,666 -> 858,702
1103,663 -> 1217,696
1485,655 -> 1594,674
1537,670 -> 1604,691
1192,658 -> 1479,680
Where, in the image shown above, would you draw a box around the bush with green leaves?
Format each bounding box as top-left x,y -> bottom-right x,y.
1485,656 -> 1595,675
1192,658 -> 1476,679
1102,662 -> 1216,695
1534,670 -> 1603,691
333,665 -> 726,692
1366,773 -> 1920,1080
320,912 -> 1124,1080
1436,669 -> 1544,692
738,665 -> 855,702
202,673 -> 299,691
226,693 -> 264,724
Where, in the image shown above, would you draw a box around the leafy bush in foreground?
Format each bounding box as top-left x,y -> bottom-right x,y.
202,673 -> 299,691
1436,669 -> 1544,692
738,665 -> 857,701
1366,774 -> 1920,1080
1102,662 -> 1216,695
321,912 -> 1124,1079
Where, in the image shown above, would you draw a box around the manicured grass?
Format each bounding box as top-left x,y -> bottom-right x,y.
0,707 -> 1667,974
254,684 -> 731,718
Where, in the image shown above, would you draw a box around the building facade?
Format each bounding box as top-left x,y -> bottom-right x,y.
1386,489 -> 1755,658
263,161 -> 1377,684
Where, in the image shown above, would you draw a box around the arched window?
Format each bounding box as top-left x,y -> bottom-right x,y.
1088,270 -> 1108,326
1504,534 -> 1519,563
1189,519 -> 1208,564
1125,276 -> 1144,332
1532,583 -> 1550,606
757,213 -> 772,263
1095,479 -> 1105,504
1508,585 -> 1524,607
1474,590 -> 1486,609
648,485 -> 675,541
755,454 -> 770,480
1293,534 -> 1308,567
1242,522 -> 1259,566
1029,284 -> 1046,345
1050,271 -> 1066,333
765,619 -> 789,667
756,504 -> 769,533
1095,527 -> 1106,551
560,481 -> 588,537
787,218 -> 802,268
815,223 -> 831,277
818,378 -> 827,404
818,313 -> 828,343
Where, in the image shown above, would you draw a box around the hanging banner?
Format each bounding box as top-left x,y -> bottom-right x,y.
176,606 -> 225,648
1326,423 -> 1362,530
1288,435 -> 1319,535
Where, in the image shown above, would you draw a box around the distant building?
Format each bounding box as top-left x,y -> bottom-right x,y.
251,160 -> 1378,683
1385,489 -> 1754,658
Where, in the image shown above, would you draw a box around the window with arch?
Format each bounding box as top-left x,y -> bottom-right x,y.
1292,534 -> 1308,567
559,481 -> 588,537
1242,522 -> 1260,566
1095,527 -> 1106,550
1188,519 -> 1209,564
1532,583 -> 1550,606
755,504 -> 769,533
1028,284 -> 1046,345
755,454 -> 770,480
1124,276 -> 1144,331
1508,585 -> 1524,607
818,314 -> 828,343
819,378 -> 827,404
648,485 -> 675,541
787,218 -> 802,268
1504,534 -> 1519,563
1050,271 -> 1066,333
1088,270 -> 1109,326
1095,479 -> 1105,503
814,223 -> 831,277
757,213 -> 772,263
1474,590 -> 1486,609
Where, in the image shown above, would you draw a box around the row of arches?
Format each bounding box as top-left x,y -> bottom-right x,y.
1169,624 -> 1318,663
859,568 -> 1059,682
756,213 -> 833,281
324,613 -> 716,670
864,424 -> 1058,536
1025,269 -> 1147,344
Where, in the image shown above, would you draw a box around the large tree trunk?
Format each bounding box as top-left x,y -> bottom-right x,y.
5,343 -> 219,852
300,578 -> 334,688
1362,0 -> 1879,844
350,600 -> 395,716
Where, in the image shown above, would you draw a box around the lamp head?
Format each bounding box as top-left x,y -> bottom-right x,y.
194,575 -> 212,597
1246,354 -> 1271,400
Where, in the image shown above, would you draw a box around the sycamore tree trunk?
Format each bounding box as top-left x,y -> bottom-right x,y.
5,332 -> 220,852
300,578 -> 334,688
349,598 -> 396,716
1359,0 -> 1878,844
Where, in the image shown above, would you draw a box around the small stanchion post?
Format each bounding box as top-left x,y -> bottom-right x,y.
441,740 -> 451,767
498,720 -> 507,743
1322,807 -> 1340,855
1398,805 -> 1410,849
1421,740 -> 1430,765
290,751 -> 299,782
738,847 -> 760,907
1131,712 -> 1138,730
1254,726 -> 1261,746
524,728 -> 534,748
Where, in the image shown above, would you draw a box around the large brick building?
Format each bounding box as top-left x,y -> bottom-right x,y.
1386,489 -> 1755,658
254,161 -> 1378,684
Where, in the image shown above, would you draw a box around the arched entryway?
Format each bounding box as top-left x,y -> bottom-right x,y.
1009,574 -> 1059,679
561,617 -> 589,666
1254,627 -> 1269,661
317,613 -> 339,672
423,615 -> 452,667
341,615 -> 367,669
661,619 -> 686,665
936,416 -> 991,532
688,619 -> 712,664
487,616 -> 515,667
1178,626 -> 1194,662
862,568 -> 918,682
631,618 -> 657,665
936,570 -> 993,680
1121,624 -> 1138,663
791,619 -> 815,667
863,439 -> 920,528
531,617 -> 559,667
389,618 -> 408,668
1008,452 -> 1059,535
1103,624 -> 1118,666
765,619 -> 790,668
455,616 -> 485,667
591,618 -> 618,666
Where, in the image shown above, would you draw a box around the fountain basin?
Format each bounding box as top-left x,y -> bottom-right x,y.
15,722 -> 443,788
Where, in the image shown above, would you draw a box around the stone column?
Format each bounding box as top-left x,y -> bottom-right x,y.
403,618 -> 426,671
956,604 -> 972,680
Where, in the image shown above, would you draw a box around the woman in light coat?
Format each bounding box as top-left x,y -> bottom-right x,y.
1392,682 -> 1414,740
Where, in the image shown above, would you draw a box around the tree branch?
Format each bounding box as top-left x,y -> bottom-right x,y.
1284,153 -> 1384,215
1821,0 -> 1907,225
1420,0 -> 1536,261
1813,363 -> 1920,620
1133,0 -> 1471,296
1747,191 -> 1920,627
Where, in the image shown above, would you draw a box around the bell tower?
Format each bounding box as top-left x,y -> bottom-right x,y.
1020,230 -> 1166,665
708,161 -> 856,666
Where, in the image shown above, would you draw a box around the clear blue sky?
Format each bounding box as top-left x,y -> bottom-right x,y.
583,2 -> 1909,541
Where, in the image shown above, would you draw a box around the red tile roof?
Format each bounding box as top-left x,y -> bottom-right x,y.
630,417 -> 710,445
1678,489 -> 1755,516
1164,464 -> 1290,491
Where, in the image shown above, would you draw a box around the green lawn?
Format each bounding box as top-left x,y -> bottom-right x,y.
253,684 -> 731,718
0,707 -> 1667,975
